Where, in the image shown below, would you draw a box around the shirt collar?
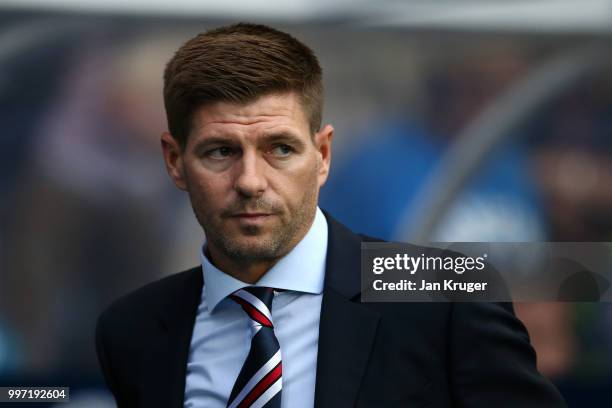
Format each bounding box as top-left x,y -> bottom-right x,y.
201,207 -> 328,312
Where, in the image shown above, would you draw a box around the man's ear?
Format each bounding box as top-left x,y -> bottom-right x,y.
161,132 -> 187,191
314,124 -> 334,187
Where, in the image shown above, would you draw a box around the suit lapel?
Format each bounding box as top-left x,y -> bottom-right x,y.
140,268 -> 203,408
314,214 -> 381,407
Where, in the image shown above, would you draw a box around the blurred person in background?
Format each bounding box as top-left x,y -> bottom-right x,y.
2,32 -> 187,376
320,45 -> 574,379
0,27 -> 76,378
528,74 -> 612,391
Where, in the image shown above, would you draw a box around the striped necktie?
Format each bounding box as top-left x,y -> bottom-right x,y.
227,287 -> 282,408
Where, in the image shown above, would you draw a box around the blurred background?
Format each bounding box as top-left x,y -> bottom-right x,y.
1,0 -> 612,406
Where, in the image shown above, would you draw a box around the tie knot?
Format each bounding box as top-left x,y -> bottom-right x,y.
230,286 -> 275,328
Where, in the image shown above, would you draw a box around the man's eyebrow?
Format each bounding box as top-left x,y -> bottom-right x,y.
192,136 -> 235,153
191,131 -> 307,153
260,132 -> 307,148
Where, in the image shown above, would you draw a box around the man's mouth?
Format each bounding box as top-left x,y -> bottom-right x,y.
229,213 -> 273,223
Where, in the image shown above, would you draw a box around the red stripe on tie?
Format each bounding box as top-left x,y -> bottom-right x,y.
237,362 -> 282,408
231,296 -> 273,328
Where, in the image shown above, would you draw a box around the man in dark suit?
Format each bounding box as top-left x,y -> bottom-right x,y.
96,23 -> 566,407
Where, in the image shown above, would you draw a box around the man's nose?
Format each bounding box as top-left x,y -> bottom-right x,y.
234,150 -> 268,197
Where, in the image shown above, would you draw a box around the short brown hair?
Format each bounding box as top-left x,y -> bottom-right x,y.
163,23 -> 323,147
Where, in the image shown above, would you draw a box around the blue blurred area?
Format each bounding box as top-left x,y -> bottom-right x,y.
322,120 -> 441,240
321,119 -> 545,242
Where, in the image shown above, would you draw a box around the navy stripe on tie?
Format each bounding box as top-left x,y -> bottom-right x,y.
227,287 -> 282,408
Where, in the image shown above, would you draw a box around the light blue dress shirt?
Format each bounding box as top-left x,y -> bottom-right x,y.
184,207 -> 328,408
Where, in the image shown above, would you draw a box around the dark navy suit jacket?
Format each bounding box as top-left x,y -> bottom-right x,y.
96,213 -> 566,407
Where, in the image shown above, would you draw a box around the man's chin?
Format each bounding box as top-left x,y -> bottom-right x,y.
220,235 -> 284,260
225,248 -> 280,262
220,216 -> 277,237
237,224 -> 265,236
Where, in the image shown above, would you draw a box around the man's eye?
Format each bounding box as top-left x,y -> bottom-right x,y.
271,144 -> 293,157
207,146 -> 234,159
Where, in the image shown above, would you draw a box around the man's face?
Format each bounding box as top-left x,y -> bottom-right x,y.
162,92 -> 333,264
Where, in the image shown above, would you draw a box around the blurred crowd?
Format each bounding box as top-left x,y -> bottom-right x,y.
1,17 -> 611,406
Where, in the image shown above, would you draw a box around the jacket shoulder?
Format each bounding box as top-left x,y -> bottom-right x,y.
98,266 -> 202,328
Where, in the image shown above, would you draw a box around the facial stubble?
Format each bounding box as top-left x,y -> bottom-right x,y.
189,173 -> 319,265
